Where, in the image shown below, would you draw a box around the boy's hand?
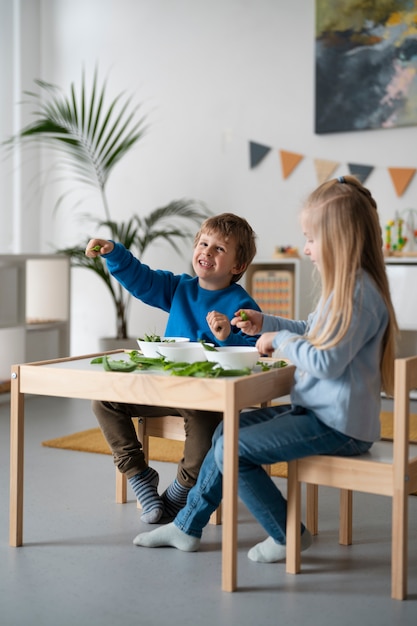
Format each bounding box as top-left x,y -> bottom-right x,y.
85,239 -> 114,257
231,309 -> 263,335
206,310 -> 231,342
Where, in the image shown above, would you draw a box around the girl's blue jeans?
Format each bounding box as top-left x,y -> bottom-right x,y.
174,404 -> 372,544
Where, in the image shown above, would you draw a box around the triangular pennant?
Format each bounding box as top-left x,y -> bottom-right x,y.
279,150 -> 304,179
347,163 -> 374,184
314,159 -> 339,185
388,167 -> 416,197
249,141 -> 271,168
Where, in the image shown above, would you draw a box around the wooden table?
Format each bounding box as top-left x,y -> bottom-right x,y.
9,352 -> 294,592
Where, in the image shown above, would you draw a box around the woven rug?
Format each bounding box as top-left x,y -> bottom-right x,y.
41,411 -> 417,479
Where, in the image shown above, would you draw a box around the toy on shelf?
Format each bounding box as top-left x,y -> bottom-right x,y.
274,245 -> 299,258
385,209 -> 417,256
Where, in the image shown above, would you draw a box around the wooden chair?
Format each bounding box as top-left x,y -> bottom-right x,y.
286,355 -> 417,600
115,415 -> 222,524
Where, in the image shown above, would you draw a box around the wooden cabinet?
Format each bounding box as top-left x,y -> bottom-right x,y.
0,255 -> 70,383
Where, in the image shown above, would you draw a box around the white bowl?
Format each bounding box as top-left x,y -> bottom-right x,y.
157,342 -> 209,363
205,346 -> 260,370
136,336 -> 189,358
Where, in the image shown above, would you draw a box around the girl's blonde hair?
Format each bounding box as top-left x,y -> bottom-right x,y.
194,213 -> 257,283
302,175 -> 398,395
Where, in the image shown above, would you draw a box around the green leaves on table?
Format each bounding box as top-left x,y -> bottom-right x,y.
91,351 -> 288,377
90,351 -> 252,377
257,359 -> 288,371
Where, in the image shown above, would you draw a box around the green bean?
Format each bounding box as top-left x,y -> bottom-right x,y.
199,340 -> 218,351
102,355 -> 138,372
240,310 -> 248,321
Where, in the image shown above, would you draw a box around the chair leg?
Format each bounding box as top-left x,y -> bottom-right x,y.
391,489 -> 408,600
339,489 -> 352,545
210,504 -> 222,525
306,484 -> 318,535
116,469 -> 127,504
286,460 -> 301,574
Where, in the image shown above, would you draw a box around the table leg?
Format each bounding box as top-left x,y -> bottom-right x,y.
221,393 -> 239,592
9,365 -> 24,547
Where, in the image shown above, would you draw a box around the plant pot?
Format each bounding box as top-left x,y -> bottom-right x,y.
99,337 -> 138,352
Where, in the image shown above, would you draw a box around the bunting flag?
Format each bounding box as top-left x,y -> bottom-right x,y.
279,150 -> 304,179
347,163 -> 374,184
249,141 -> 271,168
314,159 -> 339,184
388,167 -> 417,197
248,140 -> 416,197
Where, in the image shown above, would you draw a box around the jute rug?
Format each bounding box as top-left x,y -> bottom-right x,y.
42,411 -> 417,479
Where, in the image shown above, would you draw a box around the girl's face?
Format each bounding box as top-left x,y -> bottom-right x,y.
302,214 -> 321,271
192,230 -> 245,290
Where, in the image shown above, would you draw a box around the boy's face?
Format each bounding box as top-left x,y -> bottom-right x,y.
192,230 -> 245,290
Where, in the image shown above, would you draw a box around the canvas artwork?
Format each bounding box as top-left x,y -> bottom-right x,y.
315,0 -> 417,134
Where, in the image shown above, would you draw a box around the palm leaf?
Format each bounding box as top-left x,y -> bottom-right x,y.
6,68 -> 212,339
5,68 -> 147,219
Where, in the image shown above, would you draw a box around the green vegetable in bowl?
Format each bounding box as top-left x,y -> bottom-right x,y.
258,360 -> 288,371
199,340 -> 218,351
137,333 -> 162,342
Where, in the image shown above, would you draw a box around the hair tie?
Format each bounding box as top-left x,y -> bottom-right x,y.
337,176 -> 346,183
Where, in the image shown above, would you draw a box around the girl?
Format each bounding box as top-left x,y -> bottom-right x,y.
132,176 -> 398,562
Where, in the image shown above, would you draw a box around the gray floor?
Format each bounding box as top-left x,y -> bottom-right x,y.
1,393 -> 417,626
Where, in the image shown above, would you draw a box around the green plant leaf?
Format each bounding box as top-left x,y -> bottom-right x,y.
6,67 -> 212,340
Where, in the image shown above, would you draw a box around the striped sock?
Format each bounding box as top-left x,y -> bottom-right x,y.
161,479 -> 190,519
128,468 -> 164,524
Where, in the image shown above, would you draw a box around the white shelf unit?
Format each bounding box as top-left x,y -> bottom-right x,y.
246,258 -> 299,319
385,257 -> 417,399
0,255 -> 70,383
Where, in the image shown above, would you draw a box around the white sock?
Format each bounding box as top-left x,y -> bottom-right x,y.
133,522 -> 201,552
248,528 -> 313,563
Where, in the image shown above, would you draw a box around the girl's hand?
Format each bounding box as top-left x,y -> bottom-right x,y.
256,332 -> 278,357
231,309 -> 263,335
85,239 -> 114,257
206,310 -> 231,342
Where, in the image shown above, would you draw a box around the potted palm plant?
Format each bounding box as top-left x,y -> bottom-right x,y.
6,68 -> 210,342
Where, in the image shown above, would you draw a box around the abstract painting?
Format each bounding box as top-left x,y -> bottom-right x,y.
315,0 -> 417,133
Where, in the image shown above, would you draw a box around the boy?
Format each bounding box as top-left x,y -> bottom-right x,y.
85,213 -> 261,523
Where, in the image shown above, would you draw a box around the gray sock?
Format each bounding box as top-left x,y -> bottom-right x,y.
128,468 -> 164,524
133,522 -> 201,552
248,528 -> 313,563
161,478 -> 189,518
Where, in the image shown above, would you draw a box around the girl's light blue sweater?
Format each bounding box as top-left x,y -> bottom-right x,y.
262,271 -> 389,442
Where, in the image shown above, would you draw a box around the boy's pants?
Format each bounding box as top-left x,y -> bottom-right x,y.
92,400 -> 223,489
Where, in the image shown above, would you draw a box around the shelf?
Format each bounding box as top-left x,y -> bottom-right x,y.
246,257 -> 303,319
0,255 -> 70,380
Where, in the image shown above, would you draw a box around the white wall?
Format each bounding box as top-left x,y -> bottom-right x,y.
2,0 -> 417,355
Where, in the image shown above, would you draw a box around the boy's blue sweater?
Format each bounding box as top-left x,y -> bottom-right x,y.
104,243 -> 261,347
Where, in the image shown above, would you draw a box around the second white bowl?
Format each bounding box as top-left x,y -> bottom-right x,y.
137,337 -> 189,358
205,346 -> 259,370
157,342 -> 209,363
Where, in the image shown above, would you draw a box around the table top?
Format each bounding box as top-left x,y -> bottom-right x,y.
13,351 -> 295,412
